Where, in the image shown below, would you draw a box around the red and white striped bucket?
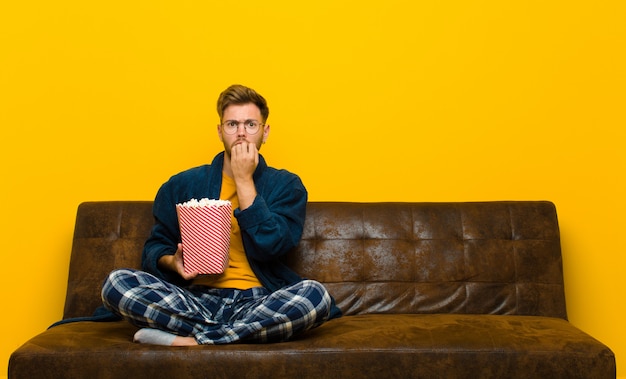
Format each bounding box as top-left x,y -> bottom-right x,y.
176,199 -> 232,274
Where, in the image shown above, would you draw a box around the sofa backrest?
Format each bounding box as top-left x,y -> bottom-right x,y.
285,202 -> 566,319
63,201 -> 567,320
64,201 -> 153,319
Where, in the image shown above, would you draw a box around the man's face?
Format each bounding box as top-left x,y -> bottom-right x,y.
218,103 -> 269,157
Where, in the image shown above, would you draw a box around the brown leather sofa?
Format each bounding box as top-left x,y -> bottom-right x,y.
9,201 -> 615,378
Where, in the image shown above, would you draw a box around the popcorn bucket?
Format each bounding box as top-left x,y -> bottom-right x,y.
176,199 -> 232,274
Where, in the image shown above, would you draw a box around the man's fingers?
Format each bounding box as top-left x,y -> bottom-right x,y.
233,142 -> 257,160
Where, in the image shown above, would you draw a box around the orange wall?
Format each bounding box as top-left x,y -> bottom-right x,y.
2,1 -> 625,377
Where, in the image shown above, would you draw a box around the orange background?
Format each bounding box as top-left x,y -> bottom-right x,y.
1,1 -> 624,377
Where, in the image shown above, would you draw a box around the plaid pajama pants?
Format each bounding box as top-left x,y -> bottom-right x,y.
101,268 -> 332,345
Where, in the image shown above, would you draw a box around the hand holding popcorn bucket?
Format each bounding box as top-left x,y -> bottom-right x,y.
176,198 -> 232,275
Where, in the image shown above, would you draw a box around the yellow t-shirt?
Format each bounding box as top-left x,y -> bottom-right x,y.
192,173 -> 263,289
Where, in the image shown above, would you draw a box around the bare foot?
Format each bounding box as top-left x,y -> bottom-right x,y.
172,336 -> 199,346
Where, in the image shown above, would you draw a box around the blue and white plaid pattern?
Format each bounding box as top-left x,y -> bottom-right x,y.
101,269 -> 332,345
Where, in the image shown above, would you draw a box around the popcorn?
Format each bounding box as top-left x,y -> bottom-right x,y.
176,198 -> 232,274
179,198 -> 231,208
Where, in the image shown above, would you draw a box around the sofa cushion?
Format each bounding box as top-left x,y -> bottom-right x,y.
287,202 -> 566,318
10,314 -> 614,379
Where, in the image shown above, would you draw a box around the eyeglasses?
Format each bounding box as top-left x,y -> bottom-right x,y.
221,120 -> 264,135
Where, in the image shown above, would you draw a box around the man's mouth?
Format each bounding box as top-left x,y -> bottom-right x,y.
231,139 -> 248,148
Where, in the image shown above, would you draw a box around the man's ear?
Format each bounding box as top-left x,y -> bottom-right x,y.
262,124 -> 270,144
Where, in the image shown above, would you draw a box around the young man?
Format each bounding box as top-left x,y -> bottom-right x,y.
102,84 -> 340,346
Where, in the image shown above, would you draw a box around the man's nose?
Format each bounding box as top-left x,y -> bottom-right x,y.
236,123 -> 247,135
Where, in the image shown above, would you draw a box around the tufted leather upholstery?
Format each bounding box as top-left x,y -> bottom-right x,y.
9,201 -> 615,378
289,202 -> 566,318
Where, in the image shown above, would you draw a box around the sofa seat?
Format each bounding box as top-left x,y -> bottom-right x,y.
11,314 -> 611,379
